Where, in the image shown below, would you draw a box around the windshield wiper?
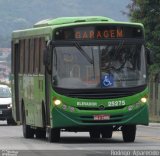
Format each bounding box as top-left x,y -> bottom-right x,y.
74,42 -> 93,64
91,47 -> 96,79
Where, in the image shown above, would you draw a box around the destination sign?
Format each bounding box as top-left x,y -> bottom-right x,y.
74,29 -> 123,39
55,25 -> 143,40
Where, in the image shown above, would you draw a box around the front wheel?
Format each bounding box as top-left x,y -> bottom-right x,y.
89,130 -> 101,139
48,128 -> 60,142
101,127 -> 113,138
122,125 -> 136,142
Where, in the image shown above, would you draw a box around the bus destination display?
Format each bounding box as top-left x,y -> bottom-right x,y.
55,25 -> 143,40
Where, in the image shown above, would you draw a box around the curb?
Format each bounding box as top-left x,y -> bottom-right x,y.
149,122 -> 160,127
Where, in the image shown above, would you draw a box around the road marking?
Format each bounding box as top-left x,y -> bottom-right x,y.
138,135 -> 160,141
139,125 -> 160,129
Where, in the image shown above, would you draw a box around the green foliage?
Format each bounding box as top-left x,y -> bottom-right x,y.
126,0 -> 160,74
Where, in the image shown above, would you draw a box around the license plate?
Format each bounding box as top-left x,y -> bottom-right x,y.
0,110 -> 2,114
94,114 -> 110,120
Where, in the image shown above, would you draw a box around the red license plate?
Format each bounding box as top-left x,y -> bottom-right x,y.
94,115 -> 110,120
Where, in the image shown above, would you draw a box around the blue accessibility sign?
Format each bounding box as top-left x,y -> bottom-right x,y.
101,74 -> 114,87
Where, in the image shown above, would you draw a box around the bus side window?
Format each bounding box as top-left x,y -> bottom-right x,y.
11,41 -> 20,74
20,40 -> 25,74
34,38 -> 40,74
39,37 -> 45,74
11,41 -> 14,74
29,39 -> 34,74
24,39 -> 29,74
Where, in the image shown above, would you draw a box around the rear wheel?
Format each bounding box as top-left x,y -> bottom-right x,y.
35,103 -> 46,139
89,130 -> 101,139
48,128 -> 60,142
122,125 -> 136,142
22,107 -> 34,138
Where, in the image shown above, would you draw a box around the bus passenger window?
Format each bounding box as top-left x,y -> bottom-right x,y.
29,39 -> 34,74
39,38 -> 45,74
34,38 -> 40,74
24,39 -> 29,74
20,40 -> 25,74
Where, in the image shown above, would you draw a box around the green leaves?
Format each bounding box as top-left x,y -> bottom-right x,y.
126,0 -> 160,74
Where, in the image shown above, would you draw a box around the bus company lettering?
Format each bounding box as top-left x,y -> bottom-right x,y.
77,102 -> 97,107
75,29 -> 123,39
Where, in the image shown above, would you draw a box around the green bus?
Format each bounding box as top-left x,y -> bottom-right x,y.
11,16 -> 150,142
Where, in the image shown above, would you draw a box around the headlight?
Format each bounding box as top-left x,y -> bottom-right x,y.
141,97 -> 147,103
53,99 -> 62,106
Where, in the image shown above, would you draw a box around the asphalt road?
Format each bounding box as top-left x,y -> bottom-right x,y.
0,121 -> 160,156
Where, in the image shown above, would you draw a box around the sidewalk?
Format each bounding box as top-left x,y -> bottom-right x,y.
149,122 -> 160,127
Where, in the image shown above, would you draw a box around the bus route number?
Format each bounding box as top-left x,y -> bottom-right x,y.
108,100 -> 126,107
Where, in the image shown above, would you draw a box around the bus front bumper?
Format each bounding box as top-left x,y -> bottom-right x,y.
51,105 -> 149,129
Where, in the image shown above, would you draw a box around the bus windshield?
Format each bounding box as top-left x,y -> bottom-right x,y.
52,44 -> 146,89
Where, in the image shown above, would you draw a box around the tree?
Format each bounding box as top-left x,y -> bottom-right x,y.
124,0 -> 160,74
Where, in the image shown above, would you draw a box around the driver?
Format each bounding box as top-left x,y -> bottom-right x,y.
111,48 -> 133,70
110,48 -> 133,87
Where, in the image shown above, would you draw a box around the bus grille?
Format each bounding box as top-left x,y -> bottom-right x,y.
54,85 -> 146,99
77,106 -> 125,111
0,105 -> 8,109
62,92 -> 132,99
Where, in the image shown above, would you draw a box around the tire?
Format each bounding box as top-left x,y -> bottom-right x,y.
48,128 -> 60,142
89,130 -> 101,139
22,107 -> 34,138
35,128 -> 46,139
122,125 -> 136,142
101,127 -> 113,138
7,118 -> 17,125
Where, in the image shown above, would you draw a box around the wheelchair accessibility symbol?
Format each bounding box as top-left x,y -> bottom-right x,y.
102,75 -> 113,87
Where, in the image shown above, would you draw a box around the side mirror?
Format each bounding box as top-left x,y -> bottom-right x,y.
43,48 -> 48,66
146,47 -> 153,65
43,41 -> 52,74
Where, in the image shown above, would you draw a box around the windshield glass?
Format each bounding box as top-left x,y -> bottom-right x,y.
0,87 -> 11,98
52,44 -> 146,89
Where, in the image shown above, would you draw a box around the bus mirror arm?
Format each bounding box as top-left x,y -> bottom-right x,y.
146,47 -> 153,65
43,40 -> 51,65
43,43 -> 52,74
43,48 -> 48,66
